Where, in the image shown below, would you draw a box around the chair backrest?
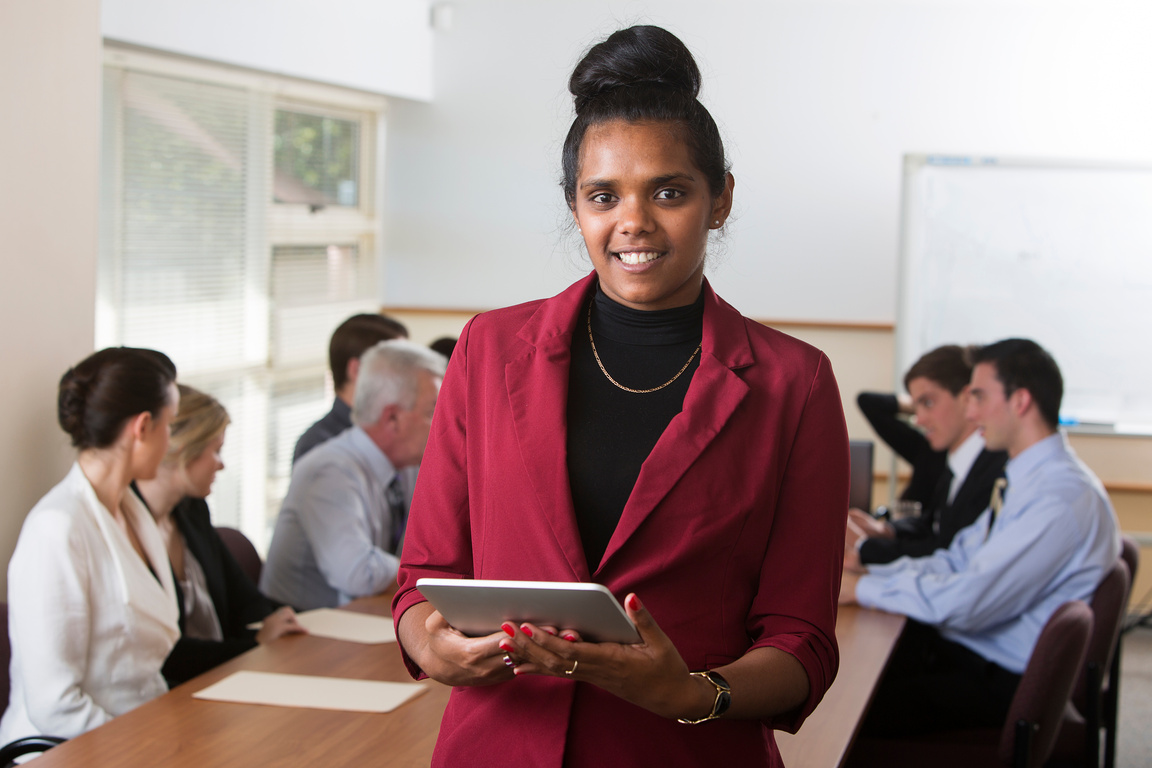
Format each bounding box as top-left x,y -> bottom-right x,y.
998,600 -> 1093,768
1072,559 -> 1131,712
0,602 -> 9,718
848,439 -> 875,511
1120,535 -> 1140,587
215,527 -> 263,586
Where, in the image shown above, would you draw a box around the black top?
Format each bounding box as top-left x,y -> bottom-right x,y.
856,391 -> 947,508
130,488 -> 280,687
566,285 -> 703,571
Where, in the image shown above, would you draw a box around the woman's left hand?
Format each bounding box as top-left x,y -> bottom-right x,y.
499,593 -> 714,721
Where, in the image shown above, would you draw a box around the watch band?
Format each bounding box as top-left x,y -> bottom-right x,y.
677,670 -> 732,724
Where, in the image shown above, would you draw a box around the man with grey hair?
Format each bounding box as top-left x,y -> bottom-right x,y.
261,340 -> 446,610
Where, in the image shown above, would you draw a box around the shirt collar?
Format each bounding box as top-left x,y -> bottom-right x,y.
948,429 -> 985,481
1005,431 -> 1064,486
346,425 -> 398,487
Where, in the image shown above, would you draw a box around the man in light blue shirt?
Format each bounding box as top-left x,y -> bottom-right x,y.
841,338 -> 1119,736
262,340 -> 446,611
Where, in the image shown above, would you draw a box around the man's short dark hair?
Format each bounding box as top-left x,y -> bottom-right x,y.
971,338 -> 1063,430
903,344 -> 976,396
329,314 -> 409,390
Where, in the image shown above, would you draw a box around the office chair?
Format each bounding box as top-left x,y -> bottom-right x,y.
846,600 -> 1093,768
216,526 -> 263,586
1049,558 -> 1131,768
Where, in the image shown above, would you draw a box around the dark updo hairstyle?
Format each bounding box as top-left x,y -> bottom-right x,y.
562,25 -> 730,207
58,347 -> 178,450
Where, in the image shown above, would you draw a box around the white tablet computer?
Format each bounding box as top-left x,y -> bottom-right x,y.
416,578 -> 641,644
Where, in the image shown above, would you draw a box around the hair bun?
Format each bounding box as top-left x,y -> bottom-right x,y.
57,365 -> 92,444
569,25 -> 701,114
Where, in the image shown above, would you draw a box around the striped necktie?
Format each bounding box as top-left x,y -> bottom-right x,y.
385,476 -> 408,555
986,477 -> 1008,541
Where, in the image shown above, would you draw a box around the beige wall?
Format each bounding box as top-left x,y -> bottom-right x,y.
0,2 -> 102,595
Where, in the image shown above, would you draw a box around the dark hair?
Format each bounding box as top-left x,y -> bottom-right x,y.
970,338 -> 1063,429
429,336 -> 457,360
58,347 -> 177,450
561,25 -> 729,207
903,344 -> 976,396
330,314 -> 408,390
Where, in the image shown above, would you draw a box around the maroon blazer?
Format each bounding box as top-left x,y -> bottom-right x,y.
394,274 -> 849,767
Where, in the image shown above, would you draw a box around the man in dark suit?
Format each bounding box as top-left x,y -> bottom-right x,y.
846,345 -> 1007,568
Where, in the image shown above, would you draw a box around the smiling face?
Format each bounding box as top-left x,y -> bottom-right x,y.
571,120 -> 733,311
907,376 -> 973,453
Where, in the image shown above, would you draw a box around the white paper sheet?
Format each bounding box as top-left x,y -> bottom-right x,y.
192,670 -> 425,713
250,608 -> 397,644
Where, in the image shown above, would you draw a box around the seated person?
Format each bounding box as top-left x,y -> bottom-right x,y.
840,338 -> 1120,737
134,385 -> 306,687
846,345 -> 1007,567
1,348 -> 180,744
292,312 -> 409,465
857,385 -> 948,511
261,341 -> 446,610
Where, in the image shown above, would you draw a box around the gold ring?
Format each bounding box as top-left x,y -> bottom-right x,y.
565,660 -> 579,676
503,654 -> 515,667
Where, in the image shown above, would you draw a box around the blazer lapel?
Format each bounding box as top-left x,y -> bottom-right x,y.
598,282 -> 754,570
506,276 -> 596,580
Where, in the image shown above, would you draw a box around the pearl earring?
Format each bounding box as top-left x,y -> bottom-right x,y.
713,219 -> 721,226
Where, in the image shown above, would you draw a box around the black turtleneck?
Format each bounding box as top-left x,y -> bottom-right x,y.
566,284 -> 704,572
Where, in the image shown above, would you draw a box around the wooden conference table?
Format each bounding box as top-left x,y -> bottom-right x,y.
30,598 -> 904,768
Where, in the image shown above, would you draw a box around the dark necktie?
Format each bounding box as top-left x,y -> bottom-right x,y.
385,476 -> 409,554
929,465 -> 955,535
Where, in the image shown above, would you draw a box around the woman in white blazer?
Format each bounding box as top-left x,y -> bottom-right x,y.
0,348 -> 182,745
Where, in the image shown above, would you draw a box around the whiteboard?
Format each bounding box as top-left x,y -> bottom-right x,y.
896,155 -> 1152,434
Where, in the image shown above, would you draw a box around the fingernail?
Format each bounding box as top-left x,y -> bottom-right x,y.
626,594 -> 643,612
502,622 -> 516,637
520,624 -> 534,638
562,633 -> 577,642
544,628 -> 557,636
499,640 -> 514,653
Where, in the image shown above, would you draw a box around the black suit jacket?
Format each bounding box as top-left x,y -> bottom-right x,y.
160,497 -> 279,687
856,392 -> 947,509
859,447 -> 1008,565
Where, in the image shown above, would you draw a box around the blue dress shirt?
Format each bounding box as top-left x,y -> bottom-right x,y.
856,432 -> 1119,674
261,427 -> 403,610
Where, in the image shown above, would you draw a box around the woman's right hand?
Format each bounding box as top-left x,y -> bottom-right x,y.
399,602 -> 515,687
255,606 -> 308,644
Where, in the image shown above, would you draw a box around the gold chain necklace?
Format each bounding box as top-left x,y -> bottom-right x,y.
587,302 -> 701,394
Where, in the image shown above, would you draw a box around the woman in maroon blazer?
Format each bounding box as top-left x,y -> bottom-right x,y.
394,25 -> 849,767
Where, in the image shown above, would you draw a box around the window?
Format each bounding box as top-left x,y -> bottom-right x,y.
99,48 -> 386,551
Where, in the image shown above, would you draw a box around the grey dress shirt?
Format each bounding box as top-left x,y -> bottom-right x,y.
261,427 -> 404,610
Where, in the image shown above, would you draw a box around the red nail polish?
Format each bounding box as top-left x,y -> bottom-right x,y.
544,628 -> 557,636
502,622 -> 516,637
562,633 -> 577,642
520,624 -> 534,638
626,594 -> 643,612
499,640 -> 513,653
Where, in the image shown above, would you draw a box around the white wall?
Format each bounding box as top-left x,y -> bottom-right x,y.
0,1 -> 103,595
102,0 -> 434,101
382,0 -> 1152,322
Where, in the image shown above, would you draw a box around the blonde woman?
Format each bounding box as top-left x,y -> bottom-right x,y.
135,385 -> 304,686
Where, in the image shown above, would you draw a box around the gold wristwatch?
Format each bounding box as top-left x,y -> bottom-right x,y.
677,670 -> 732,724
